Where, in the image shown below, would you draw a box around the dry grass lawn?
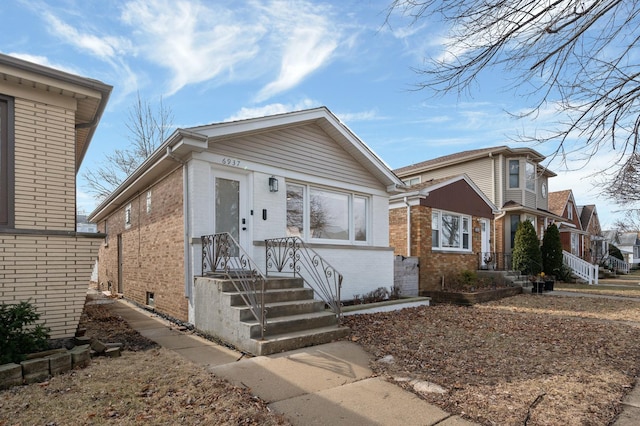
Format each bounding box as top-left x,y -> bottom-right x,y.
4,276 -> 640,425
0,304 -> 290,426
344,292 -> 640,425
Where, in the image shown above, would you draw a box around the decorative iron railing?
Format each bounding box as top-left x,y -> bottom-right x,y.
477,252 -> 513,271
603,255 -> 630,275
563,250 -> 598,285
201,233 -> 267,339
265,237 -> 342,323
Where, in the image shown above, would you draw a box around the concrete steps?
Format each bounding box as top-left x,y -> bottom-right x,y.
194,276 -> 348,356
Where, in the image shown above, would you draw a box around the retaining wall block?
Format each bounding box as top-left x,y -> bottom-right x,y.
70,345 -> 91,368
0,363 -> 23,389
48,352 -> 72,375
21,358 -> 50,384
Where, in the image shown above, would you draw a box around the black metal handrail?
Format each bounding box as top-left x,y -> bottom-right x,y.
477,252 -> 513,271
265,237 -> 342,323
201,233 -> 266,340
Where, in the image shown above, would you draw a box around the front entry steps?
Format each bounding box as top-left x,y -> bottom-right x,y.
193,276 -> 349,356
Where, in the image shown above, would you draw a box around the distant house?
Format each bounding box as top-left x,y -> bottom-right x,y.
76,214 -> 98,233
389,175 -> 498,293
394,146 -> 563,264
578,204 -> 605,263
618,232 -> 640,265
548,190 -> 588,258
0,54 -> 111,339
89,107 -> 404,351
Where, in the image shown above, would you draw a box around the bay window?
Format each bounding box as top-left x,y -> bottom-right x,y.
431,210 -> 471,251
525,162 -> 535,191
286,183 -> 369,243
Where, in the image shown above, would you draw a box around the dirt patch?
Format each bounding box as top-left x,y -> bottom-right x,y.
344,293 -> 640,425
79,303 -> 159,352
0,302 -> 290,425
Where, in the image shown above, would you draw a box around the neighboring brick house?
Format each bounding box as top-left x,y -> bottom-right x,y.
548,190 -> 588,258
578,204 -> 605,263
389,175 -> 497,293
0,54 -> 111,339
89,107 -> 404,323
394,146 -> 563,260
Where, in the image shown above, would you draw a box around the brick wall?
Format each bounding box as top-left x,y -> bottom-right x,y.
0,235 -> 101,339
0,97 -> 102,339
97,167 -> 187,320
390,204 -> 492,293
13,99 -> 76,231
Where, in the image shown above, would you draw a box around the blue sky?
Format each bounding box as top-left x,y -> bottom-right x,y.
2,0 -> 624,227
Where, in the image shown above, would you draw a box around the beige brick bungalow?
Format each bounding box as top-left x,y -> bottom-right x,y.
0,54 -> 112,340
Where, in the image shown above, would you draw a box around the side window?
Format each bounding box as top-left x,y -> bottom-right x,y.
125,203 -> 132,228
146,190 -> 152,214
509,160 -> 519,188
525,162 -> 535,191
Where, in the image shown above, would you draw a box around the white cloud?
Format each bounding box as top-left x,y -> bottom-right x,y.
224,99 -> 320,122
120,0 -> 265,96
336,110 -> 382,122
5,52 -> 80,75
253,0 -> 341,102
44,11 -> 131,60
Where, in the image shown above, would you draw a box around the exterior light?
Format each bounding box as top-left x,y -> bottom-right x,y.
269,176 -> 279,192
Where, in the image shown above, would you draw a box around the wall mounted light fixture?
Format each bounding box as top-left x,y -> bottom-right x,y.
269,176 -> 279,192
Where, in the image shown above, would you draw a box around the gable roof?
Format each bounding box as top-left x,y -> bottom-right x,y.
90,107 -> 404,222
394,145 -> 556,177
547,190 -> 573,217
391,174 -> 498,213
0,53 -> 112,171
579,204 -> 596,229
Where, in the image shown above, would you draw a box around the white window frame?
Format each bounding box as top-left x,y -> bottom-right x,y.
403,177 -> 420,186
525,162 -> 535,192
567,202 -> 574,220
286,182 -> 370,244
146,190 -> 152,214
509,160 -> 520,189
125,203 -> 132,228
431,209 -> 472,252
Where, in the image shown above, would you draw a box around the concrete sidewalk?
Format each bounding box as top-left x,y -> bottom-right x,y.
98,294 -> 475,425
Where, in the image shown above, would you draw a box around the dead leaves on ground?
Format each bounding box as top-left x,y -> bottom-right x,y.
344,294 -> 640,425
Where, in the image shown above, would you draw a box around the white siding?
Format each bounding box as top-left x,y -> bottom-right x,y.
207,124 -> 383,189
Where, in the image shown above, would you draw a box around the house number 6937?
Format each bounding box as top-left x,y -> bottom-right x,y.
221,158 -> 241,167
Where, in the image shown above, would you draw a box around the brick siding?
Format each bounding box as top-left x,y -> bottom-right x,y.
390,204 -> 492,293
97,167 -> 187,321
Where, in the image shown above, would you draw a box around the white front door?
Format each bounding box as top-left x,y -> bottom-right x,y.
213,170 -> 250,253
480,219 -> 491,268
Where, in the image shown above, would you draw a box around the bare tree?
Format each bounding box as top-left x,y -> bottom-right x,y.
83,92 -> 174,200
386,1 -> 640,201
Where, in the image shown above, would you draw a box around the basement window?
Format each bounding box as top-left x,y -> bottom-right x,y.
146,291 -> 155,308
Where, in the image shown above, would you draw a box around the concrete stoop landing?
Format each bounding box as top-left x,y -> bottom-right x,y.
194,276 -> 349,356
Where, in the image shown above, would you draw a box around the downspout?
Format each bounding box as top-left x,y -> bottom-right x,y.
404,196 -> 411,256
166,147 -> 191,298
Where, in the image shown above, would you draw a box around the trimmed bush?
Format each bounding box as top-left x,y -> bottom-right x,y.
0,301 -> 50,364
512,221 -> 542,275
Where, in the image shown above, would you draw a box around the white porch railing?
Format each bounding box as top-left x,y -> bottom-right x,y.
605,255 -> 630,275
563,250 -> 598,285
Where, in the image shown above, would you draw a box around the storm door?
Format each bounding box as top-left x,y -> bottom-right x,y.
214,171 -> 249,255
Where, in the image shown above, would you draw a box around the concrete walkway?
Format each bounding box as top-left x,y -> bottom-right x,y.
99,295 -> 475,425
